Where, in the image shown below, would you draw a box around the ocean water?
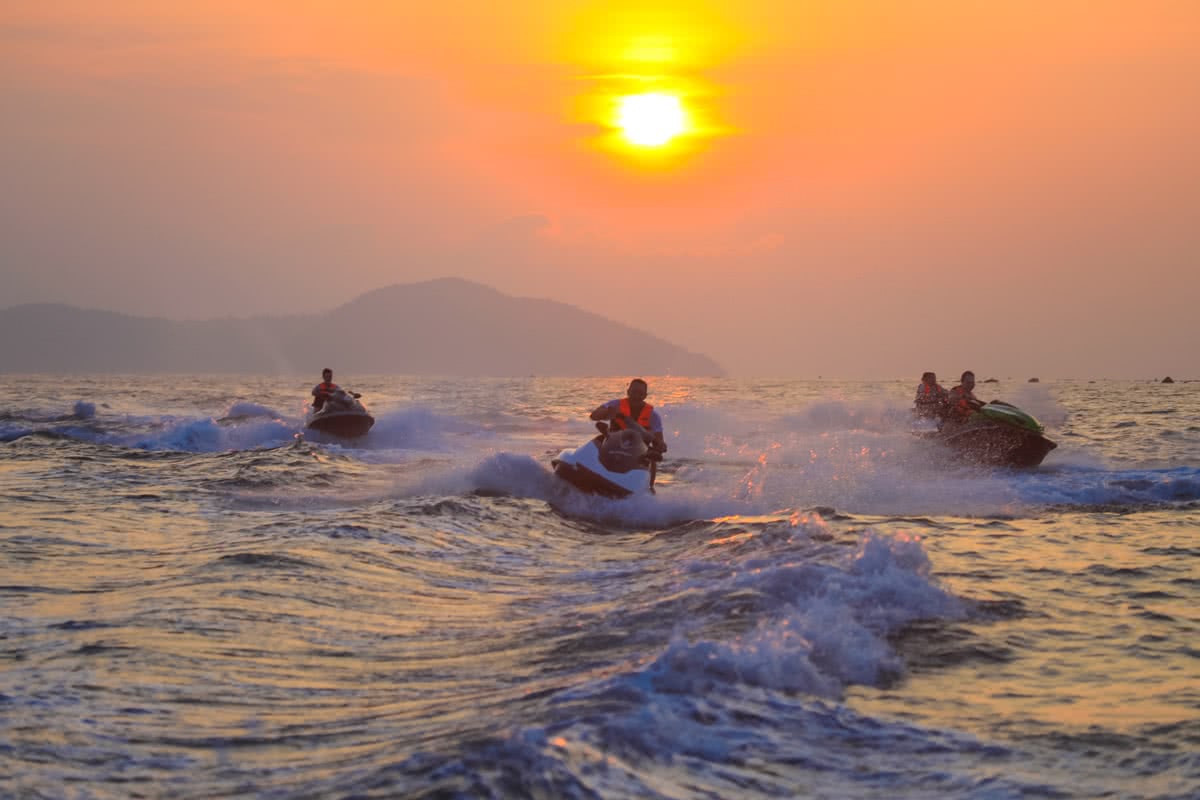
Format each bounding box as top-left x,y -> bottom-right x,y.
1,375 -> 1197,799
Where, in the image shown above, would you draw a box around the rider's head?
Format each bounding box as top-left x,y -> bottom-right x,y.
961,370 -> 975,389
921,371 -> 936,385
322,368 -> 333,381
627,378 -> 648,402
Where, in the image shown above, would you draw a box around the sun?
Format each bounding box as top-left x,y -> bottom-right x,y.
616,93 -> 687,147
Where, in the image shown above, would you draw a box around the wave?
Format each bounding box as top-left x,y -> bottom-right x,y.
345,526 -> 1002,798
6,395 -> 1199,518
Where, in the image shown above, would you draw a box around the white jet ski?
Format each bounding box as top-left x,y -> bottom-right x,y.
551,420 -> 660,498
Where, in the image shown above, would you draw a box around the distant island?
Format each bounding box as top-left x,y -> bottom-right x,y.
0,278 -> 726,376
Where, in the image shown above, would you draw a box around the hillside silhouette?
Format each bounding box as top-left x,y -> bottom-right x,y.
0,278 -> 725,376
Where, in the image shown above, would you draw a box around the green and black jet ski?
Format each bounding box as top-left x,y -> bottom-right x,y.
917,400 -> 1057,468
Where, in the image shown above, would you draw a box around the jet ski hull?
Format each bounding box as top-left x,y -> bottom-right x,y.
305,409 -> 375,439
937,420 -> 1057,468
918,401 -> 1056,468
551,436 -> 651,498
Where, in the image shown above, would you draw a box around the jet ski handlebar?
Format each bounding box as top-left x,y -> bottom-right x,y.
603,415 -> 665,453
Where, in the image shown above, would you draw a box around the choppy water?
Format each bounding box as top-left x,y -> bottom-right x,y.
1,375 -> 1197,799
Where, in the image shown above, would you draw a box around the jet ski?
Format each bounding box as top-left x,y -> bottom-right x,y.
917,400 -> 1057,468
305,388 -> 374,439
551,421 -> 659,498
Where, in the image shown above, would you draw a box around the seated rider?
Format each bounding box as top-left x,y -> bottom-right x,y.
946,370 -> 983,422
590,378 -> 667,489
311,368 -> 339,411
914,371 -> 949,420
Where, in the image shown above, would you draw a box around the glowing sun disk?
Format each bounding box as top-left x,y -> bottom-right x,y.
617,93 -> 686,147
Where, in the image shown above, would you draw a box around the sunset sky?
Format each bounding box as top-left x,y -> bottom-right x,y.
3,1 -> 1197,378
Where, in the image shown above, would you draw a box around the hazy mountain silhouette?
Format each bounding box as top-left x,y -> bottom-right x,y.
0,278 -> 725,376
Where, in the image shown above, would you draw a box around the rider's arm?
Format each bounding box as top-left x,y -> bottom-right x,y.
648,411 -> 667,452
589,401 -> 618,421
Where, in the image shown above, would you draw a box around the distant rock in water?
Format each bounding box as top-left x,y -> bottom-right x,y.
982,378 -> 999,383
1162,376 -> 1175,383
0,278 -> 726,376
1028,377 -> 1040,383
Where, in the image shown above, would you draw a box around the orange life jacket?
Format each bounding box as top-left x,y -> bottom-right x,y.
948,386 -> 976,417
613,398 -> 654,430
915,383 -> 948,420
313,381 -> 339,408
916,382 -> 944,399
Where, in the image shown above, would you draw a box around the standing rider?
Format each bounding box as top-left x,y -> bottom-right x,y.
590,378 -> 667,490
946,370 -> 982,422
311,368 -> 339,412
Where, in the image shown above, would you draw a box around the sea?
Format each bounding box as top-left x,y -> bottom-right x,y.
1,375 -> 1196,800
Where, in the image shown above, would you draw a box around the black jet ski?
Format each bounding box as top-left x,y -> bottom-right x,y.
916,400 -> 1056,468
305,388 -> 374,439
551,420 -> 659,498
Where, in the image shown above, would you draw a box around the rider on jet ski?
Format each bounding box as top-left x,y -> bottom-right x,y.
945,370 -> 984,422
914,371 -> 949,421
312,368 -> 339,411
589,378 -> 667,489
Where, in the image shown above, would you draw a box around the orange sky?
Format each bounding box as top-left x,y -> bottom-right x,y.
2,1 -> 1198,377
